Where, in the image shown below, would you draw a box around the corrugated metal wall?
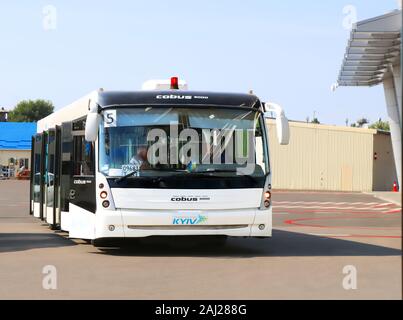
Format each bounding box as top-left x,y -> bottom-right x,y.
373,132 -> 398,191
266,120 -> 376,192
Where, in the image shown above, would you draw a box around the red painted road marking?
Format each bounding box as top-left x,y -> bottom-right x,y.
328,234 -> 402,239
273,200 -> 401,216
281,206 -> 401,239
385,208 -> 402,214
274,201 -> 380,205
306,232 -> 401,239
273,209 -> 401,215
283,215 -> 402,230
274,205 -> 393,211
275,198 -> 401,239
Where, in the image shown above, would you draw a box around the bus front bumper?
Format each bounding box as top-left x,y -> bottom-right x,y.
94,208 -> 272,239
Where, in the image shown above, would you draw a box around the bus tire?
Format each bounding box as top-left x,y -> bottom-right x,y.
205,236 -> 228,247
91,238 -> 119,248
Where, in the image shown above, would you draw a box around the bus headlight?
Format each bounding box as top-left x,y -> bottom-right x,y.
260,190 -> 271,209
264,191 -> 271,208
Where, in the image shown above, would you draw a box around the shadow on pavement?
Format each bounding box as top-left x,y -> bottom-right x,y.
95,229 -> 402,258
0,233 -> 76,253
1,230 -> 400,257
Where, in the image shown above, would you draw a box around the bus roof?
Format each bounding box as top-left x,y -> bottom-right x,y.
37,90 -> 262,133
98,91 -> 261,109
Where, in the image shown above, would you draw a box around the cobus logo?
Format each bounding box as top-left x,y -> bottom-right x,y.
156,95 -> 192,100
171,196 -> 198,202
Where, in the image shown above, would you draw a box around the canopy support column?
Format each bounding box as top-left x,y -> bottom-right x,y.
383,69 -> 402,188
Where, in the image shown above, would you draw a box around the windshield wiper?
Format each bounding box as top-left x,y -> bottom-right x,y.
195,169 -> 237,173
114,169 -> 139,184
191,169 -> 260,182
149,168 -> 187,172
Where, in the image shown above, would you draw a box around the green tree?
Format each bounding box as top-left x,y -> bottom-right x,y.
311,118 -> 320,124
356,118 -> 369,127
8,99 -> 54,122
369,118 -> 390,131
351,118 -> 369,128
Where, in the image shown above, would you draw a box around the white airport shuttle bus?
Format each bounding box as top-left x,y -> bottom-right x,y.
30,78 -> 289,246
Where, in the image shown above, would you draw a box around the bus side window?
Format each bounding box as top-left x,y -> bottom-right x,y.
73,136 -> 94,176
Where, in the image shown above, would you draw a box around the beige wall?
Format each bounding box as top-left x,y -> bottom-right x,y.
373,132 -> 397,191
267,120 -> 377,192
0,150 -> 31,169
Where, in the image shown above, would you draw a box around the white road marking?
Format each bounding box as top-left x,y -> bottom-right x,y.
373,203 -> 399,208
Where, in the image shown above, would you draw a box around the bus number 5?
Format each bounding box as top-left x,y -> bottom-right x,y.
104,110 -> 116,127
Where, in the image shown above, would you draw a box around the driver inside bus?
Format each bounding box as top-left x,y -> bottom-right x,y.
129,145 -> 151,170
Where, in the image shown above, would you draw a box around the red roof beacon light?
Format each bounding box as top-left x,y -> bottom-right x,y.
170,77 -> 179,90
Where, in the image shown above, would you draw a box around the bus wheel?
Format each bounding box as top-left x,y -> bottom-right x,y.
92,238 -> 119,248
204,236 -> 228,247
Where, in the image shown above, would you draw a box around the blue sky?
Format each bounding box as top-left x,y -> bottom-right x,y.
0,0 -> 400,125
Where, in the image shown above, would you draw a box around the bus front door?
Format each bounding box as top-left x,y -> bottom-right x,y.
60,122 -> 73,231
29,136 -> 35,215
32,133 -> 45,219
68,120 -> 96,239
45,128 -> 62,229
42,132 -> 48,221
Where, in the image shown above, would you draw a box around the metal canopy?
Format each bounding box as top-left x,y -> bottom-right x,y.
337,10 -> 401,87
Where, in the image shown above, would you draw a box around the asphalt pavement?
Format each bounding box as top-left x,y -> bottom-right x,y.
0,180 -> 401,299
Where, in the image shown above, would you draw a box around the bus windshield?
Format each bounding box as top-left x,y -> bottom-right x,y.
98,106 -> 269,182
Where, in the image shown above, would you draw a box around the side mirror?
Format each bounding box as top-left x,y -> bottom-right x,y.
85,113 -> 101,142
264,102 -> 290,145
275,114 -> 290,145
